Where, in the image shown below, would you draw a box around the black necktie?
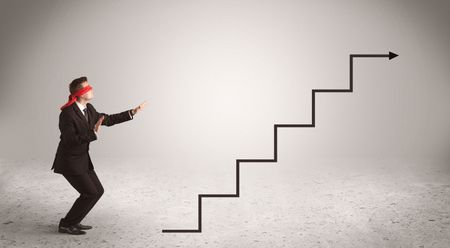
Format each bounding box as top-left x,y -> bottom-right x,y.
83,108 -> 88,122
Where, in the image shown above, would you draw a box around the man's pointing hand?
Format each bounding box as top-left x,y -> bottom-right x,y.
132,101 -> 147,116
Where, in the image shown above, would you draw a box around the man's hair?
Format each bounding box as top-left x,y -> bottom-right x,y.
69,76 -> 88,96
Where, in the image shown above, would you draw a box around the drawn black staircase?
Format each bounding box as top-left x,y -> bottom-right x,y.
162,51 -> 399,233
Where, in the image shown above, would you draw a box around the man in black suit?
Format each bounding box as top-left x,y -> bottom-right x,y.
52,76 -> 146,235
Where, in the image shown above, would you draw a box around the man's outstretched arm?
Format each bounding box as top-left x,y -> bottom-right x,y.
88,103 -> 133,127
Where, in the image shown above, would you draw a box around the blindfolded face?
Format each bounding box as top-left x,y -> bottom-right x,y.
79,81 -> 94,100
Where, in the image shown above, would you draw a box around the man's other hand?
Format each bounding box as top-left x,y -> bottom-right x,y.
95,115 -> 105,132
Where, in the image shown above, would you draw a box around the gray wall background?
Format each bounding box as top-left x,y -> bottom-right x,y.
0,0 -> 449,168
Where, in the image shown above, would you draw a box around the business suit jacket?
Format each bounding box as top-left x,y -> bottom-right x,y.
51,102 -> 133,175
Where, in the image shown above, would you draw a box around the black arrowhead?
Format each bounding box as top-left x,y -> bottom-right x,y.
389,52 -> 398,60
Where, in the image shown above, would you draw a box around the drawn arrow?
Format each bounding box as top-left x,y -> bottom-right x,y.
162,51 -> 398,233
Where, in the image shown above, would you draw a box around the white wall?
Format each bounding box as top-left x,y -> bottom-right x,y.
0,0 -> 449,168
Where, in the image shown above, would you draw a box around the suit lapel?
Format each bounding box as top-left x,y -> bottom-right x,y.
72,103 -> 90,128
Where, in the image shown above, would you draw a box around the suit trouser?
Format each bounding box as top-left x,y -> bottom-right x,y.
61,169 -> 104,226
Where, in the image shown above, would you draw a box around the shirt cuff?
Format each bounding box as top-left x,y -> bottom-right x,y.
129,110 -> 134,119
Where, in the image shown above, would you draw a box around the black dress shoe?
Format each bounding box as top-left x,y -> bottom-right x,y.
58,225 -> 86,235
74,223 -> 92,230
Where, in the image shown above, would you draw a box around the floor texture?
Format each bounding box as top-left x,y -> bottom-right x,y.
1,157 -> 449,248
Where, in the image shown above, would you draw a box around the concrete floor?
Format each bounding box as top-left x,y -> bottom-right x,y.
1,157 -> 449,248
